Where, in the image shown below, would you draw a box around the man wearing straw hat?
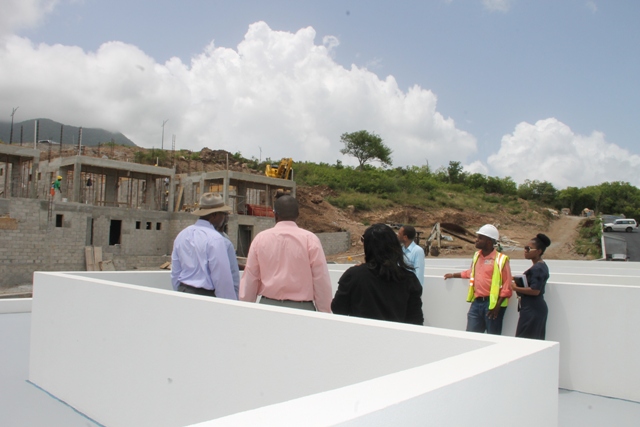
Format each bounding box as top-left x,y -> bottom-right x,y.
171,193 -> 239,300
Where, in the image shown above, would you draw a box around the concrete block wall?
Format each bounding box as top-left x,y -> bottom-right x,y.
0,199 -> 91,286
0,197 -> 350,287
0,199 -> 188,287
316,231 -> 351,256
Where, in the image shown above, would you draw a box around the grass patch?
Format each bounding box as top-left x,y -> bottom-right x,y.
327,192 -> 394,212
574,218 -> 602,258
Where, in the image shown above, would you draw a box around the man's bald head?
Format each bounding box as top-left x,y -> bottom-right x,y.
274,195 -> 299,222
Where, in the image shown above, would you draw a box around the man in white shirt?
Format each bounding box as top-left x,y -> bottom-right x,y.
398,225 -> 425,286
171,193 -> 239,300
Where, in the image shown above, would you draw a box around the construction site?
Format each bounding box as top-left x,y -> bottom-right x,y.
1,139 -> 594,294
0,142 -> 351,290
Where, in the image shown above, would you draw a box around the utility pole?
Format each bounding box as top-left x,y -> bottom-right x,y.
77,127 -> 83,155
9,107 -> 19,144
171,134 -> 176,167
161,119 -> 168,150
34,120 -> 39,150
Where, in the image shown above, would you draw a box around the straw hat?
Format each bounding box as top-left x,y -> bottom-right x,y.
192,193 -> 232,216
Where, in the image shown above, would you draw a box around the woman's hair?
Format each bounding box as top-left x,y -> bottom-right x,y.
532,233 -> 551,255
363,223 -> 414,281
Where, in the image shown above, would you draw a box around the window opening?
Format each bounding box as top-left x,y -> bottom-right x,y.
109,220 -> 122,245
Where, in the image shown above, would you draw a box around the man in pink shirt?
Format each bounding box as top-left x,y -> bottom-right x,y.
443,224 -> 513,335
239,195 -> 333,312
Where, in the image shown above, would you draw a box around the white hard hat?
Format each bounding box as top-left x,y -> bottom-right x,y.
477,224 -> 499,241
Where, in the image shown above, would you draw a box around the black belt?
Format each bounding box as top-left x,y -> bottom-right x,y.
261,296 -> 313,304
178,283 -> 216,297
474,296 -> 490,302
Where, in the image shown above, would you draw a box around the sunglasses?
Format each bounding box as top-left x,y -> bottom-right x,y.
524,246 -> 538,252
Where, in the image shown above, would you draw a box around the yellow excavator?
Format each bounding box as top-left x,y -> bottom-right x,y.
265,158 -> 293,180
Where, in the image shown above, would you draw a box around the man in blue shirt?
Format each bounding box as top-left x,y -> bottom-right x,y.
398,225 -> 425,286
171,193 -> 239,300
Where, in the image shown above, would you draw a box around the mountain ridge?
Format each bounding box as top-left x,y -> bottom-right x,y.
0,118 -> 137,147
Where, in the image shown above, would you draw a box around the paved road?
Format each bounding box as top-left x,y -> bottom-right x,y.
603,229 -> 640,262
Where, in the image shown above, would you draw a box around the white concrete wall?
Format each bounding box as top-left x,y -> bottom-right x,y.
69,270 -> 173,290
0,298 -> 32,313
29,272 -> 557,427
421,272 -> 640,401
197,332 -> 557,427
549,281 -> 639,400
330,260 -> 640,401
69,260 -> 640,403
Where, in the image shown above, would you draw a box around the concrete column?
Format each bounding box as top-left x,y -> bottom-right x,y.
145,175 -> 157,210
29,157 -> 39,199
223,172 -> 230,208
237,181 -> 247,214
104,172 -> 118,206
167,173 -> 175,212
265,184 -> 271,207
72,158 -> 82,203
9,161 -> 20,198
2,156 -> 9,198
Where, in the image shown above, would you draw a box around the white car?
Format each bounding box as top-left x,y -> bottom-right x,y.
610,253 -> 630,261
603,218 -> 637,232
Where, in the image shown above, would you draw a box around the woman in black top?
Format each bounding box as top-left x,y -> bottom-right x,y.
511,233 -> 551,339
331,223 -> 424,325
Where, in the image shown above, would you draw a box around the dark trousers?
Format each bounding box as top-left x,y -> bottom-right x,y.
177,283 -> 216,297
466,299 -> 507,335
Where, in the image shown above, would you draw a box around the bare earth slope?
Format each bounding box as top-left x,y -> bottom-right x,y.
294,186 -> 587,263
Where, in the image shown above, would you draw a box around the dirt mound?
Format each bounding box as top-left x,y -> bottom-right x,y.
295,186 -> 362,236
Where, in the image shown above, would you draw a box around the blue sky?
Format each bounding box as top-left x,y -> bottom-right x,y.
2,0 -> 639,188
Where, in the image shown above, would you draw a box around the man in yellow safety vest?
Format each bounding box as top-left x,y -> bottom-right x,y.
443,224 -> 513,335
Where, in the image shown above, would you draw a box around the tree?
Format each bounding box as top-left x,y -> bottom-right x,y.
340,130 -> 392,169
447,161 -> 467,184
517,179 -> 557,205
557,186 -> 581,214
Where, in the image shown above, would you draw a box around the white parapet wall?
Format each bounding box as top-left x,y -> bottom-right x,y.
418,258 -> 640,402
56,258 -> 640,403
41,258 -> 640,404
0,298 -> 32,314
29,271 -> 558,427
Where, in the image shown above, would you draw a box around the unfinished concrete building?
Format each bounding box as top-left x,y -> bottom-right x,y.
39,155 -> 176,211
175,170 -> 296,257
0,144 -> 349,287
0,144 -> 39,199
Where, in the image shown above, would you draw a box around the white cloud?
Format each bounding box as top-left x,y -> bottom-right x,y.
0,0 -> 59,38
482,0 -> 513,13
486,118 -> 640,188
464,160 -> 489,175
322,35 -> 339,53
0,20 -> 476,169
586,1 -> 598,14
